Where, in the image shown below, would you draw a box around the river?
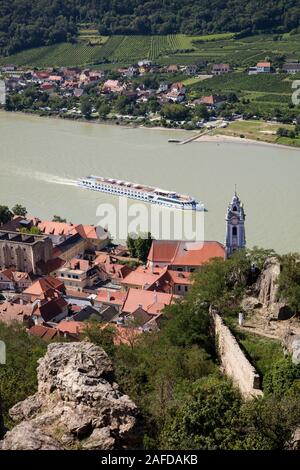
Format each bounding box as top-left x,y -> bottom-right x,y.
0,111 -> 299,253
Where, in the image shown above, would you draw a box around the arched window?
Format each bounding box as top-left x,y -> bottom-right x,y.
232,226 -> 237,236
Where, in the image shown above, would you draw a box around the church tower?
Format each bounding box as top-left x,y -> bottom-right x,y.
225,190 -> 246,258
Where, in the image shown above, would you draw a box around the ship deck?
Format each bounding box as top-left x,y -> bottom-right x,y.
89,176 -> 192,202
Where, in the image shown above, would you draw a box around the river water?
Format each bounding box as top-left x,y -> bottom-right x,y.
0,111 -> 299,253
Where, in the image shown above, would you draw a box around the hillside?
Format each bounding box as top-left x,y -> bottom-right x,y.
1,33 -> 300,68
1,0 -> 300,56
1,250 -> 300,449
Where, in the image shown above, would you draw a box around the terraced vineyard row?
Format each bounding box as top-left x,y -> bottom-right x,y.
111,36 -> 151,61
0,43 -> 105,67
1,33 -> 300,68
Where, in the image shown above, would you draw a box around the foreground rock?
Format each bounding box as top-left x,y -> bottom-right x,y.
242,257 -> 293,321
0,342 -> 143,450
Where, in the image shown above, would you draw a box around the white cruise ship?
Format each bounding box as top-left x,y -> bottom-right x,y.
77,176 -> 205,211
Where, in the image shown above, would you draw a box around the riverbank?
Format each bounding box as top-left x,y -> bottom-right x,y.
1,108 -> 300,150
194,133 -> 300,150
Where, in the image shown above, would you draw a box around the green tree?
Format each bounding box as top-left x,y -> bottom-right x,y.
11,204 -> 27,217
126,232 -> 153,262
0,206 -> 12,225
52,215 -> 67,223
236,393 -> 300,449
161,104 -> 189,121
20,226 -> 42,235
84,321 -> 115,358
80,96 -> 92,118
263,357 -> 300,397
160,376 -> 242,449
127,233 -> 138,258
0,322 -> 46,427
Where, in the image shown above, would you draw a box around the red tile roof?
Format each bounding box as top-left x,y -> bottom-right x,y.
148,240 -> 225,267
96,289 -> 127,306
56,321 -> 85,335
0,302 -> 33,324
34,296 -> 68,322
28,324 -> 60,341
23,276 -> 65,298
257,62 -> 271,67
122,288 -> 176,315
121,266 -> 167,289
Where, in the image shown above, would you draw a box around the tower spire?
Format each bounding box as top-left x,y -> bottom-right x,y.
225,190 -> 246,258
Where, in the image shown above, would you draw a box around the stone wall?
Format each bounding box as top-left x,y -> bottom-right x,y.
212,310 -> 263,399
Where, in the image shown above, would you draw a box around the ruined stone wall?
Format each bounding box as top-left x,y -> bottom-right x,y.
212,311 -> 263,398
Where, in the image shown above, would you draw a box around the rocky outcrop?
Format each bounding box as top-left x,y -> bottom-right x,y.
255,257 -> 281,307
282,331 -> 300,365
0,342 -> 143,450
243,257 -> 293,320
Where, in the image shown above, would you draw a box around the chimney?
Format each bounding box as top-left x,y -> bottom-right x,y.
107,290 -> 111,302
153,292 -> 158,303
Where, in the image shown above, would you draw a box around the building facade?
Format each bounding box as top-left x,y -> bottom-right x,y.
225,192 -> 246,257
0,231 -> 53,275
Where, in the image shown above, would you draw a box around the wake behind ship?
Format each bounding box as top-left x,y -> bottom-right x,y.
77,176 -> 205,211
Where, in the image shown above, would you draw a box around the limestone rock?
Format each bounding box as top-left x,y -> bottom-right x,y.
255,257 -> 281,306
244,257 -> 293,320
0,342 -> 143,450
0,422 -> 63,450
282,332 -> 300,365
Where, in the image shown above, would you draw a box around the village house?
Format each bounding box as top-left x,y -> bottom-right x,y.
94,289 -> 127,313
55,258 -> 101,292
94,255 -> 133,286
21,276 -> 65,302
249,61 -> 272,75
256,61 -> 272,73
0,301 -> 34,326
102,79 -> 126,94
185,64 -> 198,75
166,64 -> 179,73
28,324 -> 62,341
147,240 -> 225,272
212,63 -> 230,75
121,288 -> 177,317
48,75 -> 63,84
194,94 -> 225,108
171,82 -> 186,93
157,81 -> 170,94
30,295 -> 69,324
121,265 -> 192,295
0,269 -> 32,291
283,61 -> 300,74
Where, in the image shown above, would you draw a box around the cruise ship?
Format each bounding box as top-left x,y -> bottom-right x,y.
77,176 -> 205,211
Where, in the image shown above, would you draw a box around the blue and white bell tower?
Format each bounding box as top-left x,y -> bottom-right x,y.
225,190 -> 246,258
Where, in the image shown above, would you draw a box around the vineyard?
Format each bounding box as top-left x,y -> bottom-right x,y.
1,32 -> 300,68
0,43 -> 105,67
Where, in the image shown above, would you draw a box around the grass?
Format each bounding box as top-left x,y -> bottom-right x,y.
235,330 -> 284,380
2,32 -> 300,68
214,120 -> 296,144
182,76 -> 210,86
